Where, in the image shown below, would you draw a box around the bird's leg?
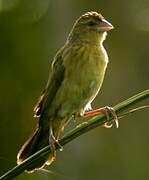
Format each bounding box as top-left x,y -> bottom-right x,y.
49,128 -> 56,161
49,128 -> 63,152
46,128 -> 63,166
83,106 -> 119,128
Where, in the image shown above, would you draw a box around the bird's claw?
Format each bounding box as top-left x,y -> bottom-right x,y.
55,139 -> 63,152
102,106 -> 119,128
50,134 -> 63,152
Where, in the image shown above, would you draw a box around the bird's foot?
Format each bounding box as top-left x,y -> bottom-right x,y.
55,139 -> 63,152
84,106 -> 119,128
50,133 -> 63,152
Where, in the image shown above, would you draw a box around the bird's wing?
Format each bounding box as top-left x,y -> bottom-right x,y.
34,48 -> 65,117
33,89 -> 46,117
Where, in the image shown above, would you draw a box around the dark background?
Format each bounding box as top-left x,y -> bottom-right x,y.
0,0 -> 149,179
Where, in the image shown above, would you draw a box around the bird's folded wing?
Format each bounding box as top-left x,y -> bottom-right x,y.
34,49 -> 65,117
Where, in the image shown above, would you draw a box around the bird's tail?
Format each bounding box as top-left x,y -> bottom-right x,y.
17,127 -> 56,172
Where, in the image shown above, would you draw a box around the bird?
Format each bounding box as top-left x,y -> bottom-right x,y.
17,11 -> 114,172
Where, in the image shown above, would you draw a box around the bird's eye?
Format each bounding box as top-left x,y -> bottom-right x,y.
87,21 -> 96,26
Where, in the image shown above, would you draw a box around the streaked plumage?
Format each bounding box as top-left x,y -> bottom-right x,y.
17,11 -> 113,172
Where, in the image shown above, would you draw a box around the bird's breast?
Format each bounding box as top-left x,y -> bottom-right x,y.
63,43 -> 108,100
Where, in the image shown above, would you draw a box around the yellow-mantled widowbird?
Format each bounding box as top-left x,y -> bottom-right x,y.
17,11 -> 114,172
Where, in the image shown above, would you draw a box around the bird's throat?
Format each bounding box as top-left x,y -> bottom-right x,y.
68,31 -> 107,46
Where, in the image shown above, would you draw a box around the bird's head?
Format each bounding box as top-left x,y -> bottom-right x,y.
68,11 -> 114,44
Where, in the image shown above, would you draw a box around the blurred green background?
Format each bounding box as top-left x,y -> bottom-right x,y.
0,0 -> 149,179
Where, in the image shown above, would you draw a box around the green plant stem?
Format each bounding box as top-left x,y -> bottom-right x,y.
0,89 -> 149,180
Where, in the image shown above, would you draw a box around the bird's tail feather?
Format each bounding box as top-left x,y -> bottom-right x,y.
17,127 -> 56,172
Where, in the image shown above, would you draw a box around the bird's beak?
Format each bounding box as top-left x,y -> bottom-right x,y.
99,19 -> 114,32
